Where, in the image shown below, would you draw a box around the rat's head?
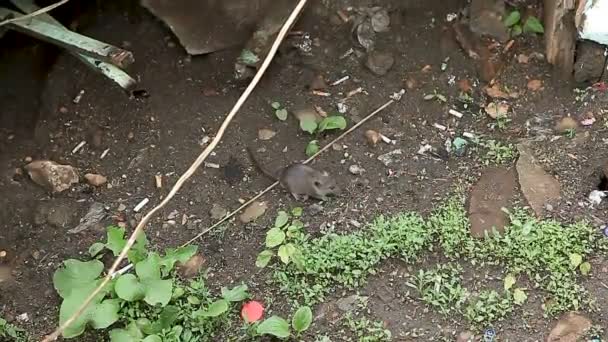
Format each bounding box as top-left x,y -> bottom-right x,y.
312,171 -> 339,196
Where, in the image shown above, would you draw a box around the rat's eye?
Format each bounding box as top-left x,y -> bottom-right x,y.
314,181 -> 321,187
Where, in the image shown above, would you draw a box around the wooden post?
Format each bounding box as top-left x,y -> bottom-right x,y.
543,0 -> 577,79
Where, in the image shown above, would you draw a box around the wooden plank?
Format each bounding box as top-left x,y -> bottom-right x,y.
543,0 -> 577,79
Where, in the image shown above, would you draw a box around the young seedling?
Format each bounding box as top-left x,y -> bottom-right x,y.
271,102 -> 288,121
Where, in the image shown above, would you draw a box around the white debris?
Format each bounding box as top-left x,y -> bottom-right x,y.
134,198 -> 149,212
578,0 -> 608,44
588,190 -> 607,205
331,75 -> 350,86
71,141 -> 86,154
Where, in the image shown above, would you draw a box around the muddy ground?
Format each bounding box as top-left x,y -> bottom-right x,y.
1,0 -> 608,341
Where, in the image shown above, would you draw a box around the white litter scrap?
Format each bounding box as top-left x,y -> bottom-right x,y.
578,0 -> 608,45
134,198 -> 150,212
331,75 -> 350,86
588,190 -> 607,205
72,141 -> 86,154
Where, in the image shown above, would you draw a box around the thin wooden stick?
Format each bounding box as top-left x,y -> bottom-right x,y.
41,0 -> 308,340
0,0 -> 69,27
181,98 -> 396,246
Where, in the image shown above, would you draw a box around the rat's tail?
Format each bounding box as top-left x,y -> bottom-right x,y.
246,146 -> 279,181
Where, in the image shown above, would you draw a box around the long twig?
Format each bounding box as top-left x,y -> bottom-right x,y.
181,98 -> 396,247
41,0 -> 309,340
0,0 -> 69,27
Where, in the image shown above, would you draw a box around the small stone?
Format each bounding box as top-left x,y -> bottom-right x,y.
68,202 -> 106,234
210,204 -> 228,220
0,251 -> 6,258
365,130 -> 381,146
348,165 -> 365,175
517,54 -> 529,64
24,156 -> 32,163
377,149 -> 403,166
59,106 -> 68,114
365,51 -> 394,76
117,203 -> 126,212
85,173 -> 107,187
547,312 -> 592,342
371,8 -> 390,32
258,129 -> 276,141
336,295 -> 363,312
516,144 -> 561,216
24,160 -> 79,193
308,203 -> 324,215
457,331 -> 475,342
239,201 -> 268,223
32,250 -> 40,260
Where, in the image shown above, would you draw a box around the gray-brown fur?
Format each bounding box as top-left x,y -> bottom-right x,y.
247,147 -> 338,201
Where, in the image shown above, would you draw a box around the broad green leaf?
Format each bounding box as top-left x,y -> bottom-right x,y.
109,322 -> 144,342
580,262 -> 591,275
271,102 -> 281,110
53,259 -> 104,298
300,118 -> 318,134
513,288 -> 527,305
318,116 -> 347,132
158,305 -> 180,329
90,299 -> 121,329
266,228 -> 286,248
160,245 -> 198,273
523,16 -> 544,34
278,244 -> 297,264
257,316 -> 291,338
275,108 -> 288,121
127,230 -> 149,264
291,207 -> 303,217
239,49 -> 259,65
503,274 -> 516,291
292,306 -> 313,333
275,211 -> 290,228
136,253 -> 162,280
60,294 -> 119,338
306,140 -> 320,157
144,279 -> 173,306
256,250 -> 274,268
503,10 -> 520,27
115,274 -> 145,301
200,299 -> 229,317
106,226 -> 127,256
569,253 -> 583,268
143,336 -> 162,342
88,242 -> 105,257
221,284 -> 249,302
187,295 -> 200,305
511,24 -> 523,36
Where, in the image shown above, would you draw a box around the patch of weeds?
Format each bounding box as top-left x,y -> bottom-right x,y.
299,113 -> 347,156
423,90 -> 447,103
0,317 -> 28,342
494,114 -> 511,131
344,313 -> 392,342
53,226 -> 252,341
410,264 -> 469,314
563,128 -> 576,139
427,196 -> 476,258
274,213 -> 430,305
464,290 -> 514,326
504,9 -> 544,36
475,139 -> 517,164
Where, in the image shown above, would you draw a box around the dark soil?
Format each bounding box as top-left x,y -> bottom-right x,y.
1,0 -> 607,341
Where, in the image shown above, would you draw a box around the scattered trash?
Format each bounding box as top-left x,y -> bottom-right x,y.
449,109 -> 464,118
100,148 -> 110,159
365,51 -> 394,76
547,312 -> 592,342
16,313 -> 29,323
72,89 -> 85,104
390,88 -> 406,101
258,128 -> 276,141
155,174 -> 162,188
24,160 -> 79,193
348,165 -> 365,175
71,141 -> 86,154
337,102 -> 348,114
204,162 -> 220,169
134,198 -> 150,213
210,203 -> 228,220
84,173 -> 107,187
331,75 -> 350,86
483,328 -> 496,342
603,226 -> 608,237
417,144 -> 433,155
453,137 -> 468,156
433,123 -> 447,131
312,90 -> 331,97
580,112 -> 596,126
240,201 -> 268,223
588,190 -> 607,205
68,202 -> 106,234
377,149 -> 403,166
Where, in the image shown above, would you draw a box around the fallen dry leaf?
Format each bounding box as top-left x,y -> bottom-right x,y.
257,129 -> 276,141
239,201 -> 268,223
365,130 -> 381,146
485,102 -> 509,119
84,173 -> 107,187
179,254 -> 205,278
458,79 -> 472,93
517,54 -> 529,64
527,79 -> 543,91
485,84 -> 510,99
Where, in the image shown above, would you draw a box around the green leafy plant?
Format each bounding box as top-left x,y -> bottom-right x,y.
0,317 -> 28,342
256,209 -> 305,268
563,128 -> 576,139
465,290 -> 514,326
253,306 -> 312,339
423,90 -> 447,103
344,313 -> 392,342
411,264 -> 469,314
504,10 -> 544,36
271,102 -> 288,121
305,140 -> 320,157
300,115 -> 347,135
476,139 -> 517,164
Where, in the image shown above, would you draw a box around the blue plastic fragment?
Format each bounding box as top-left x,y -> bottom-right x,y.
483,328 -> 496,342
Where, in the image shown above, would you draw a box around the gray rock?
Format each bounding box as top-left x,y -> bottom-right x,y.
365,51 -> 394,76
24,160 -> 79,193
68,202 -> 106,234
209,203 -> 228,220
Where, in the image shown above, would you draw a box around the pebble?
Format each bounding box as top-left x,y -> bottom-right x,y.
117,203 -> 126,212
348,165 -> 366,175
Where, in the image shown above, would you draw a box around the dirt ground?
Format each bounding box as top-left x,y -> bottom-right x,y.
1,0 -> 608,341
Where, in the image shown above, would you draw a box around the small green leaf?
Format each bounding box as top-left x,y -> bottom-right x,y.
503,274 -> 516,291
239,49 -> 260,65
53,259 -> 104,299
158,305 -> 180,329
143,279 -> 173,306
127,231 -> 149,264
106,226 -> 127,257
511,24 -> 523,36
187,295 -> 200,305
300,118 -> 318,134
523,16 -> 544,34
278,243 -> 297,264
221,284 -> 249,302
256,250 -> 274,268
275,211 -> 290,228
292,306 -> 313,333
271,102 -> 281,110
109,322 -> 144,342
160,245 -> 198,273
266,228 -> 286,248
257,316 -> 291,338
88,242 -> 105,257
580,262 -> 592,275
503,10 -> 521,27
318,116 -> 347,132
569,253 -> 583,268
513,288 -> 527,305
305,140 -> 320,157
143,336 -> 163,342
275,108 -> 288,121
115,274 -> 146,301
200,299 -> 229,317
291,207 -> 303,217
